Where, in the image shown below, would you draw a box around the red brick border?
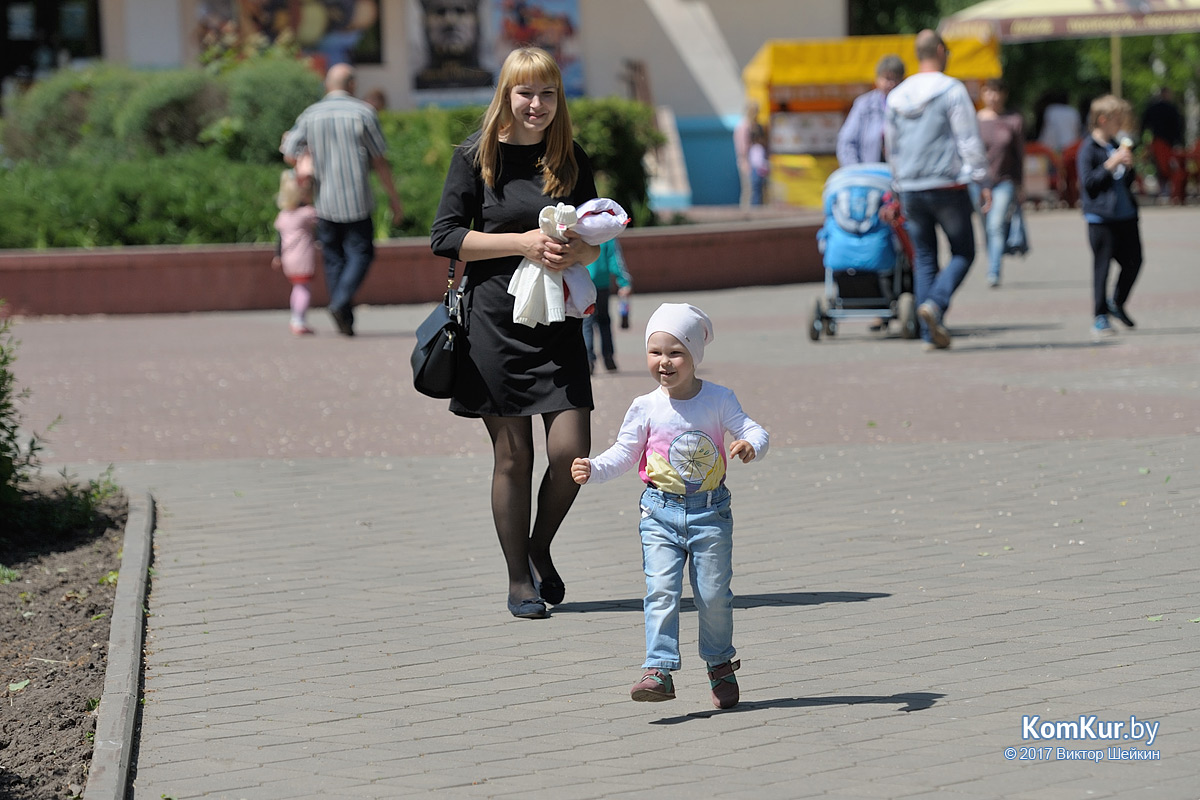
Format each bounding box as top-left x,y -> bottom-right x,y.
0,219 -> 822,317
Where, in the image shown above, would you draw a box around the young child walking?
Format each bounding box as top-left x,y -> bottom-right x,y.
571,303 -> 768,708
1077,95 -> 1142,342
582,239 -> 633,373
272,169 -> 319,336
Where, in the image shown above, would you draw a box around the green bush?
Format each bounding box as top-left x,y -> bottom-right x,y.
0,87 -> 661,246
0,152 -> 280,248
210,59 -> 324,163
572,98 -> 665,226
0,310 -> 35,509
378,105 -> 482,238
114,70 -> 226,154
1,65 -> 150,163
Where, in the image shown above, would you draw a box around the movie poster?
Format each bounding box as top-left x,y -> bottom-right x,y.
408,0 -> 497,105
493,0 -> 583,97
197,1 -> 382,66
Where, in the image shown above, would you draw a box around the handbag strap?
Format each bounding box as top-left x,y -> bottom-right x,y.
446,258 -> 457,291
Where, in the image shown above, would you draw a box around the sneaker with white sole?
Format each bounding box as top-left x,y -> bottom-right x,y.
917,302 -> 951,349
1091,315 -> 1117,341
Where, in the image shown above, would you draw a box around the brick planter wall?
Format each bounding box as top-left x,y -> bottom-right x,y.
0,218 -> 823,317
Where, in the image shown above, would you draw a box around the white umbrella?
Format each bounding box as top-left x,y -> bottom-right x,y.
940,0 -> 1200,95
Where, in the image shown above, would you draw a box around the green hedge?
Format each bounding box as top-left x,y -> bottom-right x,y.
0,59 -> 664,248
0,152 -> 280,248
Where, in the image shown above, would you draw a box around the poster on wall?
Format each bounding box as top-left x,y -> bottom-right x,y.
196,1 -> 382,67
493,0 -> 583,97
408,0 -> 497,105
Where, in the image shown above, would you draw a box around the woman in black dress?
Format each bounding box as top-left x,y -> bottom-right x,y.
430,47 -> 600,619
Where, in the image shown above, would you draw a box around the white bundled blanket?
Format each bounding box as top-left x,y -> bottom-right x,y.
508,198 -> 630,327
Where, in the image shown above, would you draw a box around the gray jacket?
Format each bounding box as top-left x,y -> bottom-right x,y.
885,72 -> 989,192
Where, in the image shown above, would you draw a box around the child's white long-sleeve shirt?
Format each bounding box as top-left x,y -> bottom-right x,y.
587,381 -> 768,495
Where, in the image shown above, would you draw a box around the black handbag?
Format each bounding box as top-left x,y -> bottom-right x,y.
411,259 -> 464,399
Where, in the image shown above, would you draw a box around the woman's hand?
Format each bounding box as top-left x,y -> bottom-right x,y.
542,231 -> 601,272
517,229 -> 559,267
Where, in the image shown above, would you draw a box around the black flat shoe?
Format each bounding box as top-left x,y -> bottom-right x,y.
539,577 -> 565,606
528,557 -> 565,605
507,597 -> 548,619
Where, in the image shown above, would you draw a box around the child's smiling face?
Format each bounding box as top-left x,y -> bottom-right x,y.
646,331 -> 699,398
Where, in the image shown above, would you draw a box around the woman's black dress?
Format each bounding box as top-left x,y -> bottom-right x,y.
430,132 -> 598,418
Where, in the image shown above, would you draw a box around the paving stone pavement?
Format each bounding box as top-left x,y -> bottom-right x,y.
11,207 -> 1200,799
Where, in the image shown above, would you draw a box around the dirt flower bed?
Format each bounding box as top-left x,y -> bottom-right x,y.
0,491 -> 128,800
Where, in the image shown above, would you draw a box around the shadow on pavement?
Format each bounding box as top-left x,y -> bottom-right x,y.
953,340 -> 1118,352
650,692 -> 946,724
951,322 -> 1063,337
556,591 -> 891,614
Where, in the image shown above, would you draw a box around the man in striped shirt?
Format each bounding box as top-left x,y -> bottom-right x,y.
282,63 -> 404,336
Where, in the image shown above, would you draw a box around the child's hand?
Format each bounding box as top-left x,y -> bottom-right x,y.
270,256 -> 282,271
729,440 -> 756,463
571,457 -> 592,485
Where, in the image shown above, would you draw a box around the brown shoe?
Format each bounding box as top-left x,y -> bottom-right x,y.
630,669 -> 676,702
707,659 -> 740,709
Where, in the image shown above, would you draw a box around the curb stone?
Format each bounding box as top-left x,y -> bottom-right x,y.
84,490 -> 154,800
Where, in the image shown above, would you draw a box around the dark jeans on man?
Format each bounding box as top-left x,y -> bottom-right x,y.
1087,219 -> 1142,317
318,217 -> 376,313
901,187 -> 976,342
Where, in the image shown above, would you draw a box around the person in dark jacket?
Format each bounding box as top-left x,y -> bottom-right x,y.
1077,94 -> 1141,342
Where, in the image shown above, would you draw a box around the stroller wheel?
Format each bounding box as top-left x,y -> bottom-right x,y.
809,299 -> 822,341
824,317 -> 837,337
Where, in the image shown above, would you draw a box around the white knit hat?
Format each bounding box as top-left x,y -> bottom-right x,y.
645,303 -> 715,364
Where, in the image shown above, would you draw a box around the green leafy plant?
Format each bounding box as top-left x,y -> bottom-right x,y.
0,312 -> 124,537
0,309 -> 42,511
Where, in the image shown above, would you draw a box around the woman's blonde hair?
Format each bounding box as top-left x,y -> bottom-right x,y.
1088,94 -> 1131,131
277,169 -> 302,211
473,46 -> 577,198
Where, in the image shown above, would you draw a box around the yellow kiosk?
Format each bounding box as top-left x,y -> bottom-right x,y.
742,35 -> 1002,207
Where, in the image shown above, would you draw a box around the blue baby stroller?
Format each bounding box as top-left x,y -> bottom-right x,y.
810,163 -> 916,340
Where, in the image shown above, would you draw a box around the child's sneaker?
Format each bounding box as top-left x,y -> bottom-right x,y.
630,669 -> 675,702
707,659 -> 741,709
1091,315 -> 1116,342
290,321 -> 315,336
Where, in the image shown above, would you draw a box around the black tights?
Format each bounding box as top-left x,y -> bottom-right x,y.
482,408 -> 590,602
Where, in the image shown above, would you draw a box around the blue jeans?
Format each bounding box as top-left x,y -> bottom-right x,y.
901,188 -> 976,341
971,180 -> 1015,282
751,172 -> 767,205
638,486 -> 736,671
318,217 -> 376,313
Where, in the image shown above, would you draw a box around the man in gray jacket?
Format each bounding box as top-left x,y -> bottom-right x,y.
886,30 -> 990,350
